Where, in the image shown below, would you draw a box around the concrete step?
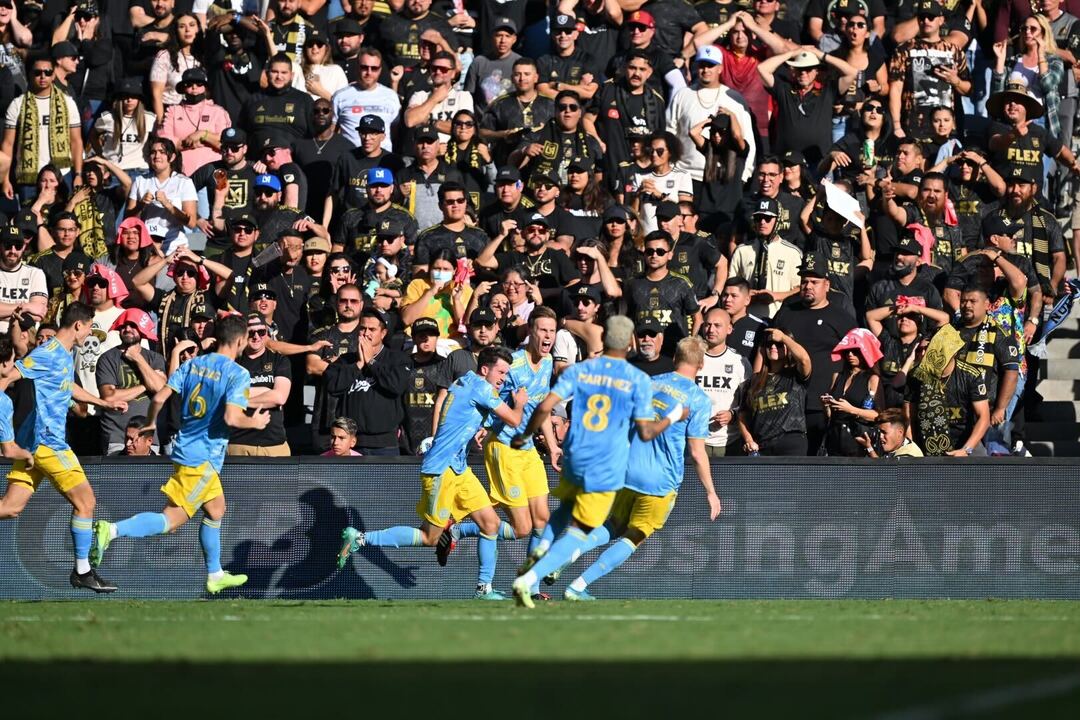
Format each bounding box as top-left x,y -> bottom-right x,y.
1032,379 -> 1080,399
1025,422 -> 1080,441
1040,400 -> 1080,422
1045,358 -> 1080,380
1027,440 -> 1080,457
1045,341 -> 1080,359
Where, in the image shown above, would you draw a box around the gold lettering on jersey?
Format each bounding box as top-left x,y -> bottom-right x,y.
578,374 -> 633,392
752,392 -> 788,411
190,366 -> 222,381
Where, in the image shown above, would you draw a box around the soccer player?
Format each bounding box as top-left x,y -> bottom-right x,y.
509,315 -> 684,609
0,303 -> 128,593
337,345 -> 528,599
89,315 -> 269,594
561,336 -> 722,600
437,307 -> 560,600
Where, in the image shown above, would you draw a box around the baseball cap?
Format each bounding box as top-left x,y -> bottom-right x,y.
110,308 -> 159,342
114,77 -> 143,100
1004,163 -> 1040,185
227,211 -> 259,230
415,123 -> 439,141
525,212 -> 551,228
895,229 -> 923,256
981,213 -> 1023,239
177,67 -> 209,90
14,211 -> 37,236
696,45 -> 723,66
655,201 -> 680,221
626,10 -> 656,28
799,251 -> 830,278
62,253 -> 92,275
304,30 -> 329,47
552,14 -> 577,30
0,225 -> 23,245
752,197 -> 780,218
255,174 -> 282,192
358,114 -> 386,134
249,282 -> 277,300
469,307 -> 498,326
367,167 -> 394,185
567,156 -> 594,172
375,217 -> 405,237
572,284 -> 602,304
495,166 -> 521,184
190,300 -> 212,320
303,237 -> 331,253
603,205 -> 630,223
361,307 -> 389,328
221,127 -> 247,146
333,17 -> 363,36
782,150 -> 805,167
493,17 -> 518,34
51,41 -> 79,59
635,317 -> 663,335
914,0 -> 945,16
411,317 -> 440,336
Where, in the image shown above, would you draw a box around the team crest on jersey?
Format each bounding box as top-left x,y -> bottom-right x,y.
777,259 -> 785,269
742,331 -> 755,347
380,220 -> 391,231
542,142 -> 558,159
678,252 -> 688,264
414,377 -> 425,389
725,364 -> 733,373
20,277 -> 28,285
831,245 -> 841,258
285,104 -> 294,113
648,295 -> 659,309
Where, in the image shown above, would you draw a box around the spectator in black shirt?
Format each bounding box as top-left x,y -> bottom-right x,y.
294,98 -> 354,225
538,13 -> 600,101
475,211 -> 580,305
240,53 -> 315,148
629,317 -> 676,375
480,58 -> 556,167
624,230 -> 701,354
193,127 -> 258,245
720,277 -> 767,368
403,316 -> 451,454
478,165 -> 534,243
738,326 -> 813,456
227,313 -> 292,457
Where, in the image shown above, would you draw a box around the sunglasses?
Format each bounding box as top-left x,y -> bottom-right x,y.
251,293 -> 275,301
917,13 -> 937,20
863,104 -> 884,114
431,65 -> 453,74
173,268 -> 198,279
32,68 -> 54,77
313,107 -> 332,115
330,265 -> 352,274
847,20 -> 867,28
604,217 -> 627,224
453,120 -> 475,128
247,328 -> 268,338
636,330 -> 660,338
576,297 -> 597,305
535,182 -> 557,190
359,64 -> 381,72
63,269 -> 85,276
628,23 -> 650,32
554,29 -> 575,35
557,103 -> 580,112
307,40 -> 328,47
442,197 -> 467,206
231,224 -> 255,234
1,241 -> 24,250
222,143 -> 245,151
752,215 -> 775,222
648,148 -> 667,156
255,188 -> 278,197
643,247 -> 668,256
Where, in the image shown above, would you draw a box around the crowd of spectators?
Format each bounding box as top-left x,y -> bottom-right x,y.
0,0 -> 1075,460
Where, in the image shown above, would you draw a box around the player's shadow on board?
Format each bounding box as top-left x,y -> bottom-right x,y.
6,660 -> 1080,718
225,487 -> 417,599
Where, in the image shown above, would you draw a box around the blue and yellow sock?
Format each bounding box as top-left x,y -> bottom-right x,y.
574,537 -> 637,590
521,527 -> 588,587
454,521 -> 480,540
365,526 -> 424,547
71,517 -> 92,573
200,517 -> 222,574
116,512 -> 169,538
477,532 -> 498,585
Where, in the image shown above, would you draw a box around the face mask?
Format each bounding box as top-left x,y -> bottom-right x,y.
431,269 -> 453,284
183,92 -> 206,104
891,261 -> 916,278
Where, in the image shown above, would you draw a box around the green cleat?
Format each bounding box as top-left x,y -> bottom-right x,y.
474,584 -> 508,600
89,520 -> 113,568
337,527 -> 365,569
564,587 -> 597,602
206,571 -> 248,594
511,576 -> 534,608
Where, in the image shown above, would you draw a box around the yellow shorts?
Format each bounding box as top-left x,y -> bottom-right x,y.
552,477 -> 617,529
416,466 -> 491,526
609,488 -> 678,540
6,446 -> 87,494
161,462 -> 223,517
484,438 -> 550,508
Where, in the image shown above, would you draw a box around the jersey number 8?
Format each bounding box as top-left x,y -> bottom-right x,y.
188,382 -> 207,419
582,393 -> 611,432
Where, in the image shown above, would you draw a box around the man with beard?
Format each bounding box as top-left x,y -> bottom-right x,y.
481,58 -> 555,166
335,168 -> 419,260
193,127 -> 259,246
331,48 -> 401,149
630,317 -> 675,375
403,317 -> 452,455
333,115 -> 406,212
266,0 -> 316,65
227,313 -> 293,457
866,232 -> 951,336
250,174 -> 313,255
129,0 -> 176,78
586,49 -> 666,189
697,307 -> 752,457
625,231 -> 701,354
772,252 -> 856,452
720,278 -> 767,366
404,50 -> 475,142
476,212 -> 580,305
97,308 -> 167,455
537,13 -> 600,101
884,171 -> 965,286
605,12 -> 680,97
447,307 -> 501,378
478,166 -> 534,243
412,182 -> 487,273
728,197 -> 803,319
330,17 -> 366,85
380,0 -> 456,72
509,90 -> 603,185
308,284 -> 364,452
294,98 -> 355,225
0,225 -> 48,334
240,53 -> 315,148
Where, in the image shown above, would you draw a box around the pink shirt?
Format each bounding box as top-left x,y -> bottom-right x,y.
158,99 -> 231,176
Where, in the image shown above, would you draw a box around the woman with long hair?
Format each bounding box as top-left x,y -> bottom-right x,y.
632,131 -> 693,233
126,137 -> 197,252
828,6 -> 888,141
782,152 -> 817,202
309,252 -> 357,329
445,109 -> 495,206
109,216 -> 159,310
822,328 -> 884,456
738,327 -> 813,456
560,157 -> 614,240
91,79 -> 157,177
301,31 -> 347,101
149,13 -> 203,123
0,0 -> 30,92
27,165 -> 70,246
52,2 -> 113,126
690,112 -> 747,235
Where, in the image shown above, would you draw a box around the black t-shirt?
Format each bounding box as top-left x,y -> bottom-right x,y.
670,232 -> 722,299
413,224 -> 490,266
191,161 -> 259,228
642,0 -> 703,57
866,266 -> 944,337
232,350 -> 291,447
334,204 -> 419,261
870,168 -> 923,261
478,198 -> 534,241
587,82 -> 665,178
625,273 -> 700,351
334,149 -> 406,211
403,353 -> 452,454
515,124 -> 603,186
481,93 -> 556,165
748,368 -> 809,442
496,248 -> 581,291
380,11 -> 456,69
729,312 -> 768,365
772,300 -> 856,413
294,134 -> 353,221
946,252 -> 1040,297
807,227 -> 860,301
240,87 -> 315,146
770,73 -> 839,167
908,362 -> 988,455
988,121 -> 1063,179
831,131 -> 900,184
951,179 -> 1000,249
537,48 -> 601,90
630,354 -> 676,376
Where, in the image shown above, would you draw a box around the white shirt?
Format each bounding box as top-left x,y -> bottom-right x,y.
74,306 -> 124,407
406,88 -> 475,144
633,167 -> 693,234
302,63 -> 349,101
0,263 -> 48,334
149,51 -> 200,109
729,236 -> 803,319
696,346 -> 752,448
4,93 -> 81,172
552,328 -> 579,367
331,83 -> 401,150
93,110 -> 157,171
128,173 -> 197,250
667,85 -> 756,183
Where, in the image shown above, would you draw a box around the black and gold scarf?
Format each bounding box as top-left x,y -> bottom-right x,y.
15,89 -> 71,186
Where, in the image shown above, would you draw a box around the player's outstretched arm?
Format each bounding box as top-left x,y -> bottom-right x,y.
142,385 -> 176,434
511,391 -> 560,448
687,437 -> 721,520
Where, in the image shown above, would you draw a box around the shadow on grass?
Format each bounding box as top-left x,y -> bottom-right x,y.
7,660 -> 1080,717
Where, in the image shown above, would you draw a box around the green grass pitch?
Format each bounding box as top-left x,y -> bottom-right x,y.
3,599 -> 1079,717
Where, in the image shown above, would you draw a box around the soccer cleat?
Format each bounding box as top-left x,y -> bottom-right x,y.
564,587 -> 597,602
517,546 -> 547,576
206,571 -> 248,594
511,576 -> 534,608
337,527 -> 365,569
531,592 -> 552,602
474,583 -> 507,600
69,568 -> 117,594
89,520 -> 113,568
435,524 -> 456,567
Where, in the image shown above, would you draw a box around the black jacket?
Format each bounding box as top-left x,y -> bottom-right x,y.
323,345 -> 412,448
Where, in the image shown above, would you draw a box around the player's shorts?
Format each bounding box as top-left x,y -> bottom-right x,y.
552,476 -> 616,529
161,462 -> 224,517
6,445 -> 87,494
609,488 -> 678,540
416,466 -> 491,526
483,438 -> 549,508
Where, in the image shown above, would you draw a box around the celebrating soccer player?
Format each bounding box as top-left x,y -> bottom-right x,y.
89,315 -> 270,594
336,345 -> 528,599
437,306 -> 561,601
0,303 -> 128,593
509,315 -> 685,608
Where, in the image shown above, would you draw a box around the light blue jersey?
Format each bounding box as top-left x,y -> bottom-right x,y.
625,372 -> 710,496
168,354 -> 250,472
551,356 -> 653,492
15,338 -> 75,451
421,371 -> 503,476
0,391 -> 13,445
492,349 -> 553,450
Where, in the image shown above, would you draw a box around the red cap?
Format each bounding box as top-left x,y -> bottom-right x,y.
627,10 -> 655,28
111,308 -> 159,342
